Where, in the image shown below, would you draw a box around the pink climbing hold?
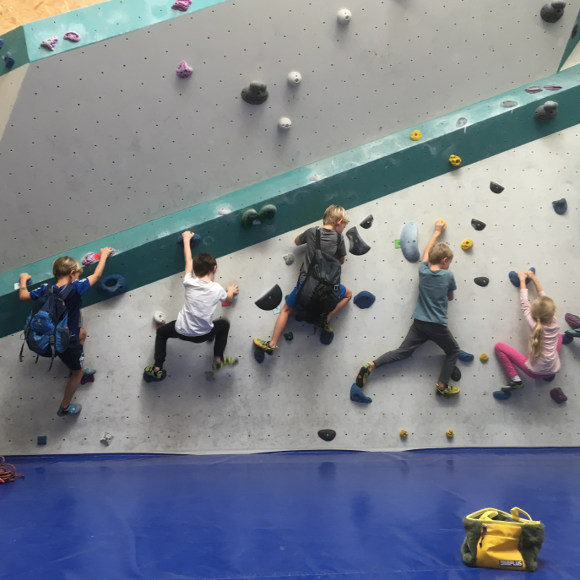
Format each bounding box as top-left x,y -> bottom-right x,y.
63,31 -> 81,43
40,37 -> 58,51
525,86 -> 543,94
176,60 -> 193,78
172,0 -> 192,11
544,84 -> 562,91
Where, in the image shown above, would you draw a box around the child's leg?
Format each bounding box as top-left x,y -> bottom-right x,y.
418,322 -> 460,386
269,304 -> 293,348
61,369 -> 84,409
153,321 -> 180,369
373,321 -> 427,368
211,319 -> 230,362
79,328 -> 87,345
327,286 -> 352,322
494,342 -> 528,378
57,341 -> 85,414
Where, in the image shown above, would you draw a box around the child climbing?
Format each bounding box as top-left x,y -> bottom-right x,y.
143,231 -> 239,382
493,270 -> 562,398
19,247 -> 114,417
351,219 -> 460,403
253,205 -> 353,354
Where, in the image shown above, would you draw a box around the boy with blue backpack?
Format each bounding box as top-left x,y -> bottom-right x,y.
19,247 -> 113,417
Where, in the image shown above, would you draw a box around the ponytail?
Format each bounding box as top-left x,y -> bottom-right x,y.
529,320 -> 544,361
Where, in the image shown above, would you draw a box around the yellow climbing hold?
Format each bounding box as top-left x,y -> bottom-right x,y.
446,429 -> 454,439
460,239 -> 473,251
480,353 -> 489,363
449,154 -> 462,167
399,430 -> 408,439
410,130 -> 422,141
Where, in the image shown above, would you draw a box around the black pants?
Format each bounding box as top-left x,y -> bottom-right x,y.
154,319 -> 230,368
373,319 -> 460,385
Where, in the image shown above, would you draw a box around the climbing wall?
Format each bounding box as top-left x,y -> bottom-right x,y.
1,0 -> 579,271
1,123 -> 578,455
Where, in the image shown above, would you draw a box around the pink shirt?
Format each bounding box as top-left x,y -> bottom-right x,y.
520,289 -> 561,375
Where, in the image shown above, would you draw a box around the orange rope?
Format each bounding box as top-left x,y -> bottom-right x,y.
0,456 -> 24,483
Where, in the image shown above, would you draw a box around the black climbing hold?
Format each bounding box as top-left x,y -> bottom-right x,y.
177,233 -> 201,246
450,366 -> 461,382
490,182 -> 504,194
258,204 -> 277,222
471,219 -> 486,231
572,22 -> 578,38
359,215 -> 374,229
318,429 -> 336,442
501,100 -> 518,108
283,254 -> 295,266
353,291 -> 376,309
534,101 -> 558,121
474,277 -> 490,287
241,208 -> 258,229
320,329 -> 334,345
456,117 -> 467,128
241,81 -> 269,105
346,227 -> 371,256
541,2 -> 566,23
283,331 -> 293,341
552,198 -> 567,215
255,284 -> 283,311
254,348 -> 265,364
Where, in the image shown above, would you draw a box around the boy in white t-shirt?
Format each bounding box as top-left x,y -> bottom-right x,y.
143,231 -> 239,382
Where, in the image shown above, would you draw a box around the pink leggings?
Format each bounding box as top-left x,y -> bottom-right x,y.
494,336 -> 562,379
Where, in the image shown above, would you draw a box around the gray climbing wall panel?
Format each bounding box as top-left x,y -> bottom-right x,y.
1,0 -> 579,271
1,125 -> 578,455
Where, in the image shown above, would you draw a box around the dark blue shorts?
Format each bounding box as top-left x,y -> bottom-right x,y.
286,283 -> 347,308
58,340 -> 84,371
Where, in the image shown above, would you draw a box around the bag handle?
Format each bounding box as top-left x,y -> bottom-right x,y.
510,507 -> 532,521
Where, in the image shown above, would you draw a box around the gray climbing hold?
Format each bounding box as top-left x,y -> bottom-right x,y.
346,227 -> 371,256
360,215 -> 374,229
534,101 -> 558,121
471,219 -> 486,231
490,182 -> 504,194
258,204 -> 277,222
501,100 -> 518,108
318,429 -> 336,442
353,291 -> 376,309
456,117 -> 468,128
400,221 -> 420,262
241,81 -> 269,105
283,254 -> 295,266
255,284 -> 283,311
541,2 -> 566,23
474,277 -> 489,287
552,198 -> 567,215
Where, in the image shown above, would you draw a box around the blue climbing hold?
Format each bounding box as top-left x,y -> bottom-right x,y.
552,198 -> 567,215
458,351 -> 474,362
4,52 -> 15,69
509,267 -> 535,288
353,291 -> 376,309
493,390 -> 512,400
97,274 -> 128,297
562,334 -> 574,345
350,384 -> 372,404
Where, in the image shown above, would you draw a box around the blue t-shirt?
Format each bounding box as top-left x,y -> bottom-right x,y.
30,279 -> 91,340
412,262 -> 456,326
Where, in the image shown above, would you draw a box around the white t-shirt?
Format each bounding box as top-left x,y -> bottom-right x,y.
175,273 -> 227,336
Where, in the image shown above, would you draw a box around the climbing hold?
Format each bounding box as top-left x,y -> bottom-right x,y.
176,60 -> 193,78
82,252 -> 100,266
471,219 -> 486,231
153,311 -> 167,325
283,331 -> 293,341
283,254 -> 295,266
409,130 -> 422,141
318,429 -> 336,442
525,86 -> 543,94
552,198 -> 567,215
550,387 -> 567,404
565,313 -> 580,329
501,100 -> 518,108
63,31 -> 81,42
449,154 -> 462,167
458,351 -> 474,362
346,227 -> 371,256
353,291 -> 376,309
544,84 -> 563,91
241,81 -> 269,105
399,430 -> 408,440
97,274 -> 128,297
400,222 -> 420,263
543,374 -> 556,382
456,117 -> 468,128
258,204 -> 277,222
493,390 -> 512,400
37,435 -> 47,446
572,22 -> 579,38
474,277 -> 489,287
541,2 -> 566,23
287,71 -> 302,85
0,38 -> 3,49
490,181 -> 504,194
255,284 -> 283,311
508,267 -> 535,288
40,37 -> 58,51
100,432 -> 114,446
320,329 -> 334,346
337,8 -> 352,24
241,208 -> 258,228
446,429 -> 454,440
178,233 -> 201,246
172,0 -> 192,11
359,215 -> 374,229
479,353 -> 489,363
534,101 -> 558,121
253,348 -> 265,364
278,117 -> 292,130
460,239 -> 473,251
350,384 -> 372,404
3,52 -> 15,69
451,366 -> 461,382
562,333 -> 574,345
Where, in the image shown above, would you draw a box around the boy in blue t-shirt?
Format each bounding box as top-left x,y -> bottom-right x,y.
19,247 -> 113,417
352,220 -> 460,400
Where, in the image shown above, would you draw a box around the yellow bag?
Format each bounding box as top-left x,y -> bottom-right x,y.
461,507 -> 545,572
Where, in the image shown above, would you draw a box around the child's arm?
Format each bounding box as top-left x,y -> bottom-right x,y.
526,270 -> 544,294
294,235 -> 305,246
18,273 -> 32,301
181,231 -> 194,275
226,283 -> 239,302
421,219 -> 446,263
87,247 -> 114,286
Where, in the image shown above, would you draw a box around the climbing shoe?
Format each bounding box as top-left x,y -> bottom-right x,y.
355,363 -> 372,388
143,365 -> 167,382
565,329 -> 580,338
213,357 -> 239,371
436,384 -> 461,397
322,321 -> 334,333
57,403 -> 82,417
253,338 -> 278,355
501,380 -> 523,393
80,367 -> 96,385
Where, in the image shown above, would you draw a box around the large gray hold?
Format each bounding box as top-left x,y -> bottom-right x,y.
360,215 -> 374,229
534,101 -> 558,121
540,2 -> 566,23
241,81 -> 269,105
346,227 -> 371,256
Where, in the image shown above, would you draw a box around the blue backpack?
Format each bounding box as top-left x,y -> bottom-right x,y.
20,285 -> 73,369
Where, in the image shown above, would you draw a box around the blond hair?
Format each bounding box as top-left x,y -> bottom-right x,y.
322,204 -> 349,226
53,256 -> 82,279
429,242 -> 453,265
529,296 -> 556,360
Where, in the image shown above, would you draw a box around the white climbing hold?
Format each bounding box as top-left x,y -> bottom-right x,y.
278,117 -> 292,130
287,71 -> 302,85
337,8 -> 352,24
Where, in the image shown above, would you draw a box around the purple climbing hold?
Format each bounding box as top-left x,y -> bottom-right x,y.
40,37 -> 58,51
63,31 -> 81,43
565,313 -> 580,329
544,84 -> 562,91
353,291 -> 376,309
490,182 -> 504,194
172,0 -> 192,11
501,100 -> 518,108
525,86 -> 543,94
176,60 -> 193,78
3,52 -> 15,69
550,387 -> 567,404
552,198 -> 567,215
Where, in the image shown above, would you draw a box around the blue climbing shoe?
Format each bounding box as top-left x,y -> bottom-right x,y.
57,403 -> 82,416
350,384 -> 372,404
